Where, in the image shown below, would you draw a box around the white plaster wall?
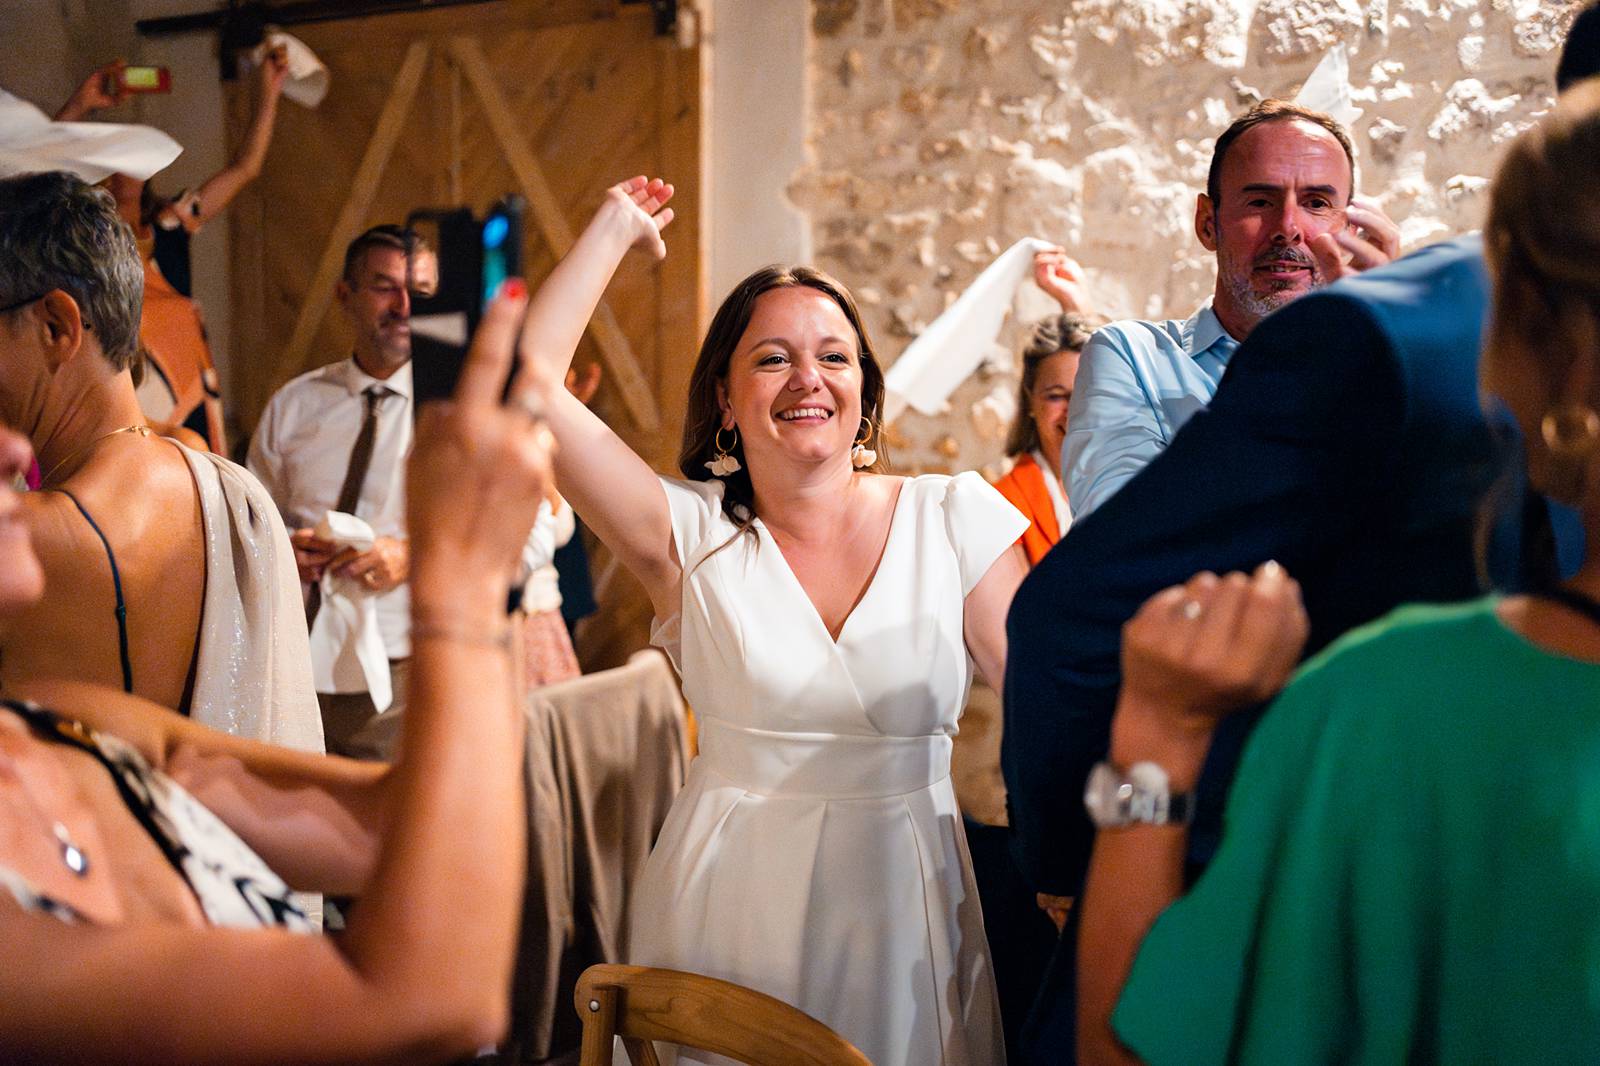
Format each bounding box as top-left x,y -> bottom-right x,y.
794,0 -> 1582,477
707,0 -> 814,298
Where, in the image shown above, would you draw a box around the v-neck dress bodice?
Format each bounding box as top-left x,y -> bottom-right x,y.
633,472 -> 1026,1066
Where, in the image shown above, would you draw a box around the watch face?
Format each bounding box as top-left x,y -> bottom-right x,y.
1084,762 -> 1133,828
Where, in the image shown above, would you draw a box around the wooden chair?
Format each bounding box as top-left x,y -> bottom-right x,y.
575,964 -> 874,1066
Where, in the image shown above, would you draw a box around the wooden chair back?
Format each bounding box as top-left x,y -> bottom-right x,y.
575,964 -> 873,1066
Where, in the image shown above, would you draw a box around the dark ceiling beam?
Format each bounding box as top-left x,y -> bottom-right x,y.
135,0 -> 668,37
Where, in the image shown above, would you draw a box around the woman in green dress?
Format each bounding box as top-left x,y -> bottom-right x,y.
1075,82 -> 1600,1066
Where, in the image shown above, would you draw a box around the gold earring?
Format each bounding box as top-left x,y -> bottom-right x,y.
1541,402 -> 1600,504
851,419 -> 878,469
706,425 -> 742,477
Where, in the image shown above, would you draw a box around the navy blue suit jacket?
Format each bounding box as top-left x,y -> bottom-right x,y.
999,234 -> 1560,1059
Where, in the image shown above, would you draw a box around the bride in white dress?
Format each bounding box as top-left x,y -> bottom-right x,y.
512,177 -> 1028,1065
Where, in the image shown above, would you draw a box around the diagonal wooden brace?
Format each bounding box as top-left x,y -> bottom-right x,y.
450,36 -> 662,434
269,40 -> 432,392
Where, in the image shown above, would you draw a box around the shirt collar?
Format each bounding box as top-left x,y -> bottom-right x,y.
1181,303 -> 1235,358
338,356 -> 413,402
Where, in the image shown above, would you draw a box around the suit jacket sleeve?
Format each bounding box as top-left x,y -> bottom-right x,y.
1002,291 -> 1407,894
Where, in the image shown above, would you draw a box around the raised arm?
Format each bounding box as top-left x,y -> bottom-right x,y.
54,62 -> 130,122
179,48 -> 288,229
518,177 -> 684,616
0,288 -> 548,1065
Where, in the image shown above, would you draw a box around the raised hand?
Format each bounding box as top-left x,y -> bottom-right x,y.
408,280 -> 555,611
1033,247 -> 1094,314
1309,196 -> 1402,282
597,175 -> 675,260
55,61 -> 130,121
1119,561 -> 1309,733
258,44 -> 290,100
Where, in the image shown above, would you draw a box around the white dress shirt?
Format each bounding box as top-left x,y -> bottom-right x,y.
248,358 -> 413,661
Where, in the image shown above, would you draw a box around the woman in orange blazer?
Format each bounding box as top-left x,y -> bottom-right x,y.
991,311 -> 1098,565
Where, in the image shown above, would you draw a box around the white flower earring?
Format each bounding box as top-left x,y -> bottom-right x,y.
706,425 -> 742,477
851,419 -> 878,469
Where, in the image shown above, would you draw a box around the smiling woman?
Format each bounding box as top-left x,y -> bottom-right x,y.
499,176 -> 1030,1065
678,265 -> 888,536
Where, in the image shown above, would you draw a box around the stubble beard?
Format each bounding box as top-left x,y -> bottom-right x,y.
1219,246 -> 1324,326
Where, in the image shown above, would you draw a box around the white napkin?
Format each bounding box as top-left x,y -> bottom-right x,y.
1293,44 -> 1364,129
0,89 -> 182,183
307,511 -> 392,712
255,30 -> 330,109
884,237 -> 1056,421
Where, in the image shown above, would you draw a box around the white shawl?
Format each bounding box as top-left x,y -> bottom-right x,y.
180,446 -> 324,754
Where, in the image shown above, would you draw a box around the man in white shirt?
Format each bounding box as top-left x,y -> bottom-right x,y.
1063,100 -> 1402,520
248,225 -> 437,760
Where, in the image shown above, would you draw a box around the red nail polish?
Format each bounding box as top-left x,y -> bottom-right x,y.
503,278 -> 527,300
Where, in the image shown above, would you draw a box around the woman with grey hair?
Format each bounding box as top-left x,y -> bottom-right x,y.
0,171 -> 320,751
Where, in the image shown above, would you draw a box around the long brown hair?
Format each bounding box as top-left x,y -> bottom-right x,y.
679,265 -> 888,531
1484,80 -> 1600,507
1004,312 -> 1099,458
1468,80 -> 1600,590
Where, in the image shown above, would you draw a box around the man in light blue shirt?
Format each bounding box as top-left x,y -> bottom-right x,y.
1064,100 -> 1401,518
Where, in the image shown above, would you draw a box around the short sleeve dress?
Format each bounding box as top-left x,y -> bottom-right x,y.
1115,599 -> 1600,1065
629,471 -> 1027,1066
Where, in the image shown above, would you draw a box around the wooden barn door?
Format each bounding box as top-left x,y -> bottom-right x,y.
227,1 -> 704,670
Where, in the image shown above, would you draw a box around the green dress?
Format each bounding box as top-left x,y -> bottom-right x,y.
1114,597 -> 1600,1065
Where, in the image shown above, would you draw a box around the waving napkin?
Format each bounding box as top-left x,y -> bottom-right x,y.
884,237 -> 1055,422
308,511 -> 392,712
254,30 -> 330,109
1293,44 -> 1364,129
0,89 -> 181,183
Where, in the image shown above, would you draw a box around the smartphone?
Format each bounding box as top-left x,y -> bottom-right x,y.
408,197 -> 525,409
479,195 -> 525,315
117,66 -> 172,94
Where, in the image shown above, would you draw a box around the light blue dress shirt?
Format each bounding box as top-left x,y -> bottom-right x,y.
1062,304 -> 1239,519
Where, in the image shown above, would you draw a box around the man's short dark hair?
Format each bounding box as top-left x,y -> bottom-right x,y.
0,171 -> 143,371
1557,1 -> 1600,93
1205,99 -> 1356,207
341,224 -> 432,284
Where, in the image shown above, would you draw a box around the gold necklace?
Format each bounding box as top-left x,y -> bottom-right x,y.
39,425 -> 152,489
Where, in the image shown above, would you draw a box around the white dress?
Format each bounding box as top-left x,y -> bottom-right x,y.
631,471 -> 1027,1066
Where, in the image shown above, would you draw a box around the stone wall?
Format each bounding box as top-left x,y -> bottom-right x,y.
795,0 -> 1580,478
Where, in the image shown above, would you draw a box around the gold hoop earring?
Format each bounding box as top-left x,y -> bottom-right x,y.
706,424 -> 742,477
1541,402 -> 1600,504
851,419 -> 878,469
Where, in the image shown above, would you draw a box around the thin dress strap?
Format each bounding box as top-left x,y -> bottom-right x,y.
55,490 -> 134,694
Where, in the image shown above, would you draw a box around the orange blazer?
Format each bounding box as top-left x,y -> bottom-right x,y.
991,452 -> 1064,566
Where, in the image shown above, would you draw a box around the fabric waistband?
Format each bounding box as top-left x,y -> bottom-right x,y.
696,717 -> 951,800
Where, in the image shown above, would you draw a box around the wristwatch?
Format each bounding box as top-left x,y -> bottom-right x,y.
1084,761 -> 1196,828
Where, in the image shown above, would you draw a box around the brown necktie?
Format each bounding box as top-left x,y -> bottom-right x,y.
308,385 -> 387,626
335,385 -> 387,516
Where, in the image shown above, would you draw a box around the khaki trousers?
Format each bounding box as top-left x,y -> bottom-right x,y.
318,657 -> 410,762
